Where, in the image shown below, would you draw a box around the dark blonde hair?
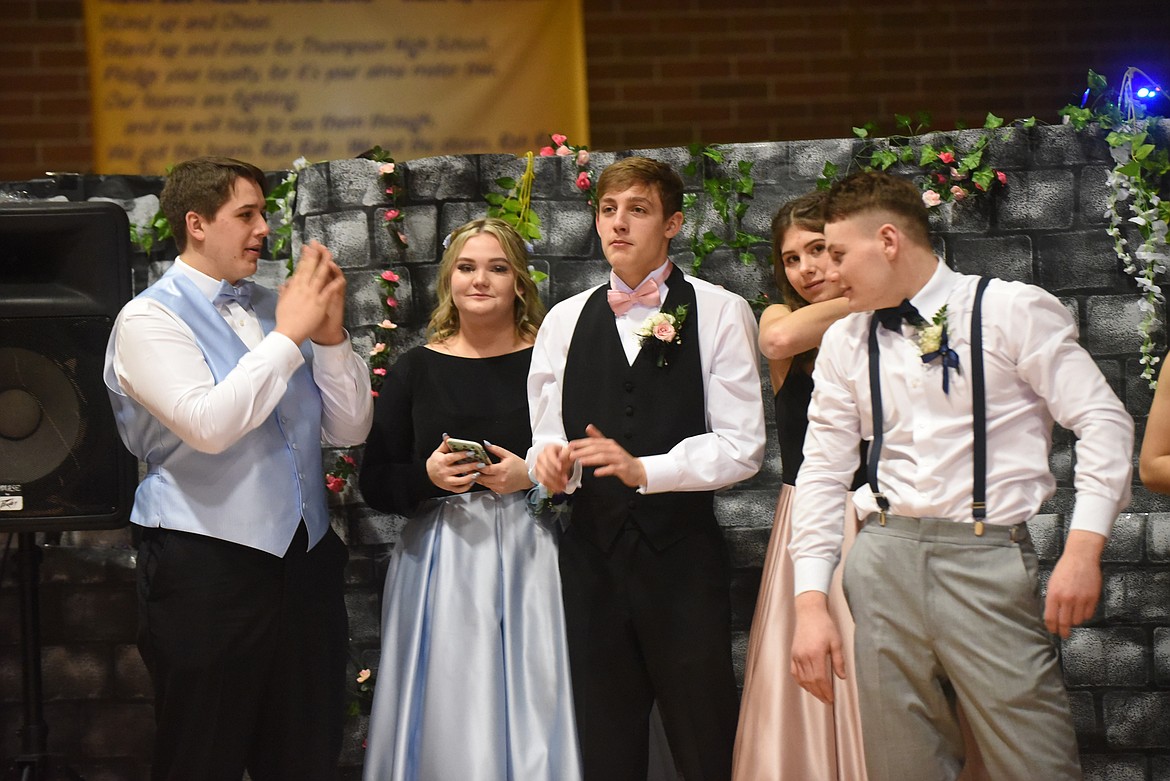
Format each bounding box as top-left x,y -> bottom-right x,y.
771,191 -> 829,312
824,170 -> 931,248
160,157 -> 267,252
426,218 -> 545,343
595,156 -> 684,217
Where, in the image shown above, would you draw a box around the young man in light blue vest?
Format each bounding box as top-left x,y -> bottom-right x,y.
105,157 -> 373,781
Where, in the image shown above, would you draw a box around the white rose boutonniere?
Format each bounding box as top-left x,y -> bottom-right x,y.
917,305 -> 961,394
635,305 -> 688,368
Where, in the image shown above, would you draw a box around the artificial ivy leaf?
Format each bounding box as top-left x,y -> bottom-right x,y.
821,161 -> 838,179
1088,69 -> 1108,92
918,145 -> 937,167
738,160 -> 753,175
529,268 -> 549,284
484,192 -> 505,206
1117,161 -> 1142,178
894,114 -> 911,131
1134,144 -> 1156,162
852,127 -> 869,139
682,193 -> 697,210
704,147 -> 725,163
495,177 -> 517,190
1021,116 -> 1037,128
502,199 -> 522,214
984,112 -> 1004,129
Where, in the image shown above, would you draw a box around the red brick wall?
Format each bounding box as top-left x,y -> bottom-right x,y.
2,0 -> 1169,180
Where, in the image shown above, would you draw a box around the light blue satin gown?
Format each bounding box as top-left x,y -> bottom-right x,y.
359,347 -> 581,781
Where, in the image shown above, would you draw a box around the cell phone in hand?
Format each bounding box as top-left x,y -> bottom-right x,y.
446,437 -> 492,465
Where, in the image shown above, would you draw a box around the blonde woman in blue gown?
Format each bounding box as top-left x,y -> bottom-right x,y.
359,218 -> 581,781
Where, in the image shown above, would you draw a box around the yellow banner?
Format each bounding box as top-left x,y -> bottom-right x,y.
84,0 -> 588,174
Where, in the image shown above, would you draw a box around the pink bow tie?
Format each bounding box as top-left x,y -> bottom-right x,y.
607,278 -> 661,316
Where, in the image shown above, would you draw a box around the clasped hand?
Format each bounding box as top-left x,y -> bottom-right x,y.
535,424 -> 646,493
426,437 -> 532,495
274,240 -> 347,346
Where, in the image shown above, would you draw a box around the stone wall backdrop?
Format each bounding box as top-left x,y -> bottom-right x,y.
3,123 -> 1170,780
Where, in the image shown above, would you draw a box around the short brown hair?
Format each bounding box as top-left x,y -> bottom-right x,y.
825,170 -> 931,248
595,156 -> 684,217
427,217 -> 545,344
160,157 -> 267,252
771,191 -> 828,311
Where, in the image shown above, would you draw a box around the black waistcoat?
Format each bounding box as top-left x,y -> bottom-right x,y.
562,264 -> 714,551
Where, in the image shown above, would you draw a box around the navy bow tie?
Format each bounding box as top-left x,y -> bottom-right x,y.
875,299 -> 925,331
213,280 -> 255,310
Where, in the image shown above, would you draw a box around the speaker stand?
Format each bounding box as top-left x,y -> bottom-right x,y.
4,534 -> 84,781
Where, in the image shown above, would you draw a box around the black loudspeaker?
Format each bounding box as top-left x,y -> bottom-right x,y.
0,200 -> 135,533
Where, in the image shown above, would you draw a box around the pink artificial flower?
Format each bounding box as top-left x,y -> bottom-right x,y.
539,146 -> 555,157
379,319 -> 397,330
397,231 -> 408,245
551,133 -> 568,146
379,162 -> 395,175
386,297 -> 398,307
356,669 -> 371,684
949,167 -> 967,181
938,151 -> 955,164
576,149 -> 590,167
653,321 -> 677,343
556,145 -> 572,157
950,185 -> 967,201
381,269 -> 400,282
934,173 -> 947,184
922,189 -> 943,208
342,455 -> 357,466
575,171 -> 591,191
371,390 -> 379,398
373,367 -> 387,376
325,475 -> 346,493
974,181 -> 986,192
370,342 -> 386,356
385,186 -> 395,195
384,209 -> 401,221
996,170 -> 1007,185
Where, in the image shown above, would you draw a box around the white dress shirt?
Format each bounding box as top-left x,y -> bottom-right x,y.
109,258 -> 373,454
527,261 -> 766,494
790,261 -> 1134,595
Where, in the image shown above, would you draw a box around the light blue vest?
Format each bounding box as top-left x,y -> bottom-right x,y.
105,266 -> 329,556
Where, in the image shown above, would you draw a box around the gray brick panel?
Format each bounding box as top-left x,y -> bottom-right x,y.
1086,296 -> 1156,356
788,138 -> 854,180
995,169 -> 1076,231
113,644 -> 152,700
344,591 -> 381,645
306,210 -> 370,269
79,702 -> 156,757
1104,692 -> 1170,748
1147,513 -> 1170,562
327,158 -> 386,209
1105,513 -> 1147,563
404,155 -> 478,201
1027,514 -> 1064,563
1082,754 -> 1150,781
1103,569 -> 1170,622
1069,690 -> 1098,739
1127,357 -> 1157,417
293,160 -> 328,216
715,489 -> 777,531
1039,230 -> 1128,293
951,234 -> 1034,283
1078,165 -> 1113,226
1063,627 -> 1148,687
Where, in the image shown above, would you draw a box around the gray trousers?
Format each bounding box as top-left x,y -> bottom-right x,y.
842,514 -> 1081,781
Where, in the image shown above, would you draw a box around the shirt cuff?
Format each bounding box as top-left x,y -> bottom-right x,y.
638,454 -> 676,494
310,330 -> 355,367
1068,492 -> 1120,539
792,557 -> 836,597
255,331 -> 305,374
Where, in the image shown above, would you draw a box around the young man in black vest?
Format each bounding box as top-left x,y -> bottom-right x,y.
528,156 -> 765,780
789,171 -> 1133,780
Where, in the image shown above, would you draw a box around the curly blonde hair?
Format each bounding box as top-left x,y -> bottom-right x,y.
426,217 -> 545,343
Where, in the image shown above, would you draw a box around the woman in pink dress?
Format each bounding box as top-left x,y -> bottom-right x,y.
731,191 -> 867,781
733,192 -> 986,781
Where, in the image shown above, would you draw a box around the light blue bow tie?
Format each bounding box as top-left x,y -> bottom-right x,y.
212,279 -> 255,310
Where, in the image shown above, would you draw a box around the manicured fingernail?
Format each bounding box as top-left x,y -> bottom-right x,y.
484,440 -> 493,448
471,472 -> 481,479
475,463 -> 486,469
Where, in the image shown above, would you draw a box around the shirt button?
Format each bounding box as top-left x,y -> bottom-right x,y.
625,405 -> 634,416
292,443 -> 298,450
624,381 -> 635,392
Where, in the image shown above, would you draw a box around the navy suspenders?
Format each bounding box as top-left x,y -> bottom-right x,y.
866,277 -> 992,531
